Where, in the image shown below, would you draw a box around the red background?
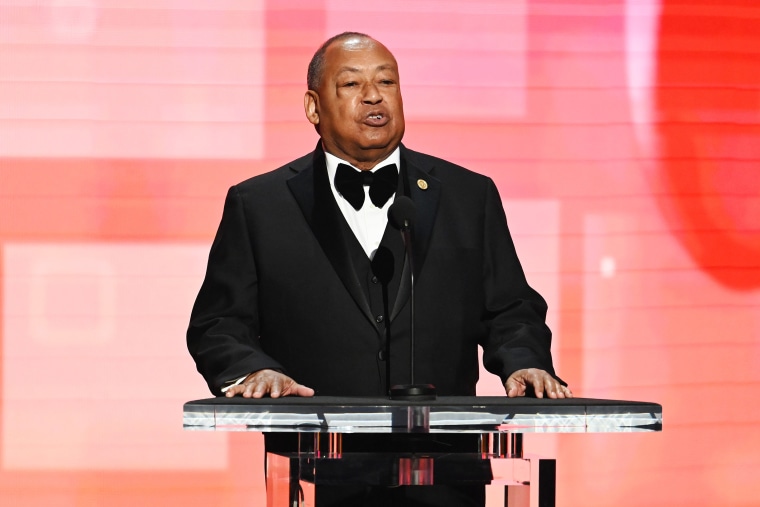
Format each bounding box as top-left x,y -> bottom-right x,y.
1,1 -> 758,505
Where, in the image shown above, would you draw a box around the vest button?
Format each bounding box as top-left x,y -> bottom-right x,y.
375,314 -> 384,323
371,276 -> 378,284
378,350 -> 386,361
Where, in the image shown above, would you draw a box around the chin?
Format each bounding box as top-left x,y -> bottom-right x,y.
356,138 -> 393,151
362,132 -> 402,149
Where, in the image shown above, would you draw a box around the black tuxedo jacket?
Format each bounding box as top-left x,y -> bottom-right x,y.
187,144 -> 560,397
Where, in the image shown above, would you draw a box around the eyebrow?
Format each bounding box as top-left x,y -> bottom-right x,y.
336,64 -> 396,74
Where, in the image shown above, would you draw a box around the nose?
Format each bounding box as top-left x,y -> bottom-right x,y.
362,82 -> 382,104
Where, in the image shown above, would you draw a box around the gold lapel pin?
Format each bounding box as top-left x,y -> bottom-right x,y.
417,179 -> 428,190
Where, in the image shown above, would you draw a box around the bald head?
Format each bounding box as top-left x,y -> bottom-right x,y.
307,32 -> 384,91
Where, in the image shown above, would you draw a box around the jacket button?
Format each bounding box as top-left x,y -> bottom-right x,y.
375,315 -> 384,323
371,276 -> 378,284
378,350 -> 386,361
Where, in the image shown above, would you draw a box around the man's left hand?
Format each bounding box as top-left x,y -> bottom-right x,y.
505,368 -> 573,399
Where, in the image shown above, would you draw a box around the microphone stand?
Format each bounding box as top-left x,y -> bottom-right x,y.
389,198 -> 436,401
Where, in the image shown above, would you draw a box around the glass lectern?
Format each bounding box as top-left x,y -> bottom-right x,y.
183,396 -> 662,506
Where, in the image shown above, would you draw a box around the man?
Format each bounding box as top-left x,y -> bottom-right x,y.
188,32 -> 571,506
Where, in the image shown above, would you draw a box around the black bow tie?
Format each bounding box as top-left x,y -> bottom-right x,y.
334,163 -> 398,210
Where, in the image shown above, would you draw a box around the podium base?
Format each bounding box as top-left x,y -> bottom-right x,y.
389,384 -> 437,401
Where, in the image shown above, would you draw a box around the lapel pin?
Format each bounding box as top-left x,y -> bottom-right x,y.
417,179 -> 428,190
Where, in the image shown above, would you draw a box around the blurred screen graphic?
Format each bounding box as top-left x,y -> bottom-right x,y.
1,1 -> 758,506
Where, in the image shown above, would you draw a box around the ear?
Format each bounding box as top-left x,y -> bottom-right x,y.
304,91 -> 319,126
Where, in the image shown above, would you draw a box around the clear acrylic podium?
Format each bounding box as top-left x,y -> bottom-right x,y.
183,396 -> 662,506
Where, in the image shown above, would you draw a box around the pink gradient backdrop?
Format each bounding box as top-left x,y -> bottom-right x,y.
1,1 -> 758,505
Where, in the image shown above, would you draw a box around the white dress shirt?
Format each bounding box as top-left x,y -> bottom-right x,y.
324,147 -> 401,259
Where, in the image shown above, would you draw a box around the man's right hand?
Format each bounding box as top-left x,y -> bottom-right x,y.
224,369 -> 315,398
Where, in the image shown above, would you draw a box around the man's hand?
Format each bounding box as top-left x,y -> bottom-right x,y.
224,369 -> 315,398
505,368 -> 573,399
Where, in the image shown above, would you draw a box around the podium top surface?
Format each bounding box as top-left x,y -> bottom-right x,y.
183,396 -> 662,434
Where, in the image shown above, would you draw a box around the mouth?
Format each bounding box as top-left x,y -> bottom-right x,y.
364,112 -> 389,127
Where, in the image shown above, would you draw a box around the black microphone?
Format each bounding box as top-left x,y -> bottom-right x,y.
388,196 -> 416,231
387,197 -> 436,401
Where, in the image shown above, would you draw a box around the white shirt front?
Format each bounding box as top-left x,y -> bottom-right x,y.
324,147 -> 401,259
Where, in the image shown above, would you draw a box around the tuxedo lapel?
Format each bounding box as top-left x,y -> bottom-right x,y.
286,147 -> 379,333
389,146 -> 442,321
403,148 -> 441,276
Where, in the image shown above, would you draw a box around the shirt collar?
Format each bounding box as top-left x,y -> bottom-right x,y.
324,146 -> 401,183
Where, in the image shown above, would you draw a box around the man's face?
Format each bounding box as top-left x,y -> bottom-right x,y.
304,38 -> 405,170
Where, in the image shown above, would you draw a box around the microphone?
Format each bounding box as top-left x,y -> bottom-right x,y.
388,196 -> 416,231
387,197 -> 436,401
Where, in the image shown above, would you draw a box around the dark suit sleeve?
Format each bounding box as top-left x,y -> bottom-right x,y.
479,179 -> 566,386
187,186 -> 284,396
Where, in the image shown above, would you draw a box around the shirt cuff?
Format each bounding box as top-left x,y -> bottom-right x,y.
220,375 -> 248,393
